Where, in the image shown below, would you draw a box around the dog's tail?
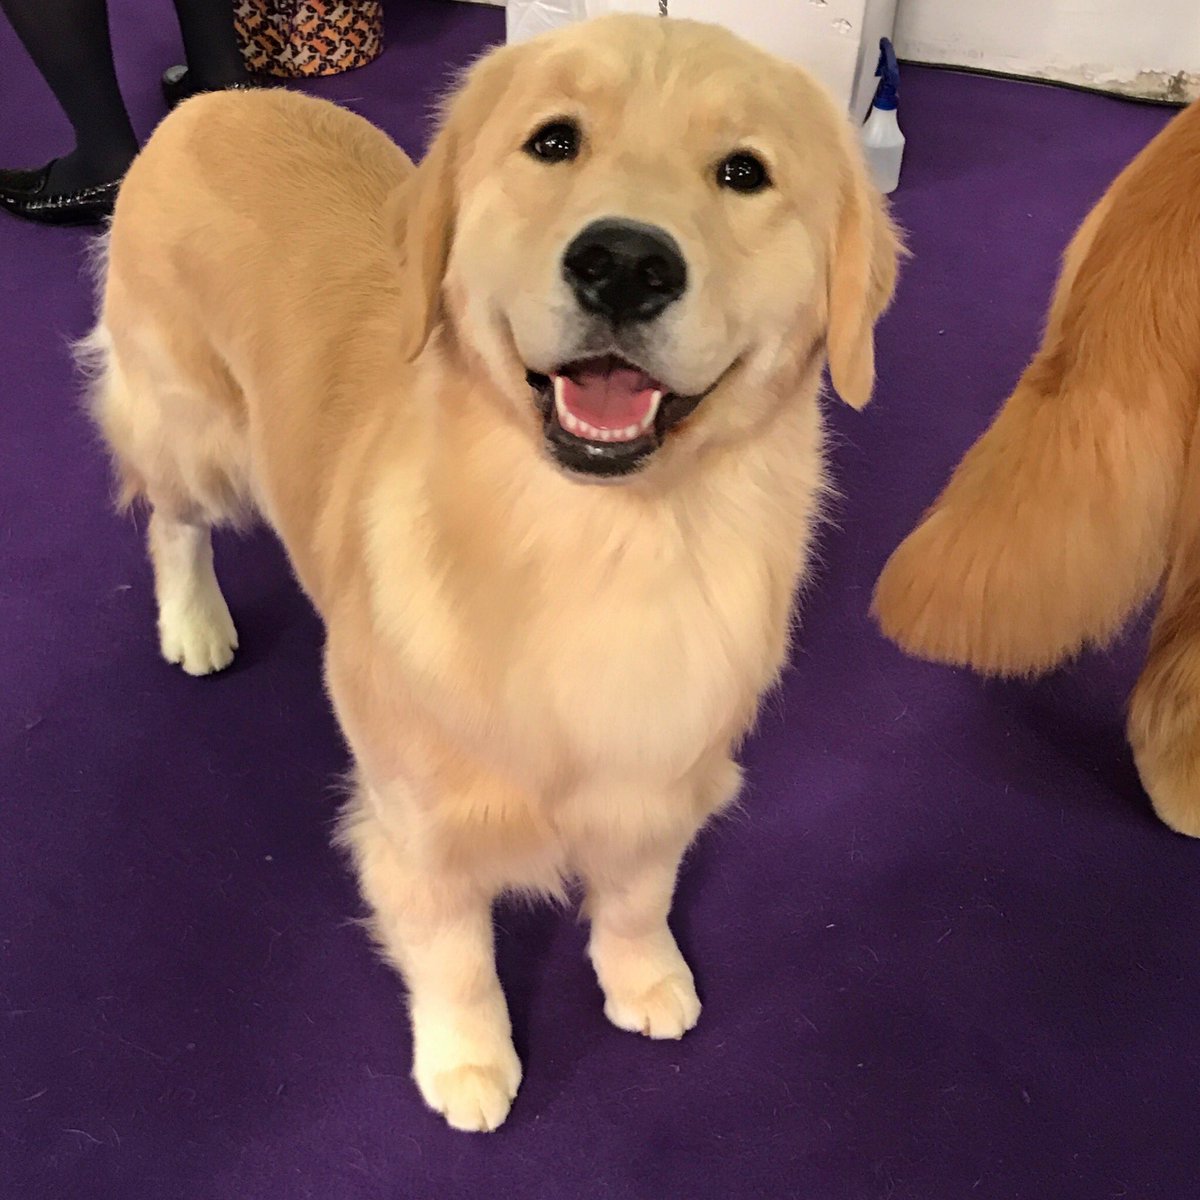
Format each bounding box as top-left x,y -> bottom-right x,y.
75,229 -> 149,513
76,326 -> 147,515
873,101 -> 1200,677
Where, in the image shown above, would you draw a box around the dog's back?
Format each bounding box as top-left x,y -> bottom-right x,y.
87,90 -> 413,638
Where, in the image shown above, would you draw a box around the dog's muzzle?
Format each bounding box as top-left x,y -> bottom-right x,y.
525,219 -> 707,478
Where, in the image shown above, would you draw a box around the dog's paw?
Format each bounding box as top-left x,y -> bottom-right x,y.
158,595 -> 238,676
590,929 -> 701,1040
414,1043 -> 522,1133
418,1058 -> 522,1133
411,1001 -> 521,1133
603,972 -> 701,1040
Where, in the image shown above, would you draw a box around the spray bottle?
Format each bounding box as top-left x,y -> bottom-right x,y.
862,38 -> 905,194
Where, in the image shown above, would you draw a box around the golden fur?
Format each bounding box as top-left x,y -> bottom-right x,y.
873,98 -> 1200,837
88,16 -> 899,1130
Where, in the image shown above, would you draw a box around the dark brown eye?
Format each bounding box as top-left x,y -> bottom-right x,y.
524,120 -> 581,163
717,152 -> 771,194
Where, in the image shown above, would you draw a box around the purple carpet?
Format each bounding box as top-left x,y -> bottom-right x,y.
2,4 -> 1194,1198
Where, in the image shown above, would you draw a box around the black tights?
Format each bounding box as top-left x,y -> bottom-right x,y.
1,0 -> 247,191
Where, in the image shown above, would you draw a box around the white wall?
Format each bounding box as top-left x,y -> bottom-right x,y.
895,0 -> 1200,102
477,0 -> 1200,101
504,0 -> 897,118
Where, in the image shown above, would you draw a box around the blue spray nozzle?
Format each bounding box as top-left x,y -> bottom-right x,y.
873,37 -> 899,111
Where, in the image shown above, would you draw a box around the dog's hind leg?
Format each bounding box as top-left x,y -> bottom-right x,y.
1129,400 -> 1200,838
146,509 -> 239,676
84,315 -> 249,676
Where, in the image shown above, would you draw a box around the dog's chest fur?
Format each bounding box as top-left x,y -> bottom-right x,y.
367,410 -> 824,784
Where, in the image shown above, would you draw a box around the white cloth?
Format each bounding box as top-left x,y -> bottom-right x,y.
506,0 -> 662,45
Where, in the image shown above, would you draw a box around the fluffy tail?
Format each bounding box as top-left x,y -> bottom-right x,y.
873,100 -> 1200,677
872,367 -> 1188,676
76,318 -> 147,513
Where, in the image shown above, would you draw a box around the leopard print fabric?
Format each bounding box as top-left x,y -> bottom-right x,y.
235,0 -> 384,78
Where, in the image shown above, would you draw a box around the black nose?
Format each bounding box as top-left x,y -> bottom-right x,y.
562,219 -> 687,324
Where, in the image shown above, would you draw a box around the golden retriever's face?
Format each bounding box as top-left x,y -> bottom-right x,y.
405,17 -> 897,480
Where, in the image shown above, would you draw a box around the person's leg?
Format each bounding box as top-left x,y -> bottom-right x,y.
172,0 -> 247,87
0,0 -> 137,193
162,0 -> 249,108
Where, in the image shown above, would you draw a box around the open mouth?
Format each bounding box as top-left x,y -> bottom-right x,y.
526,355 -> 705,478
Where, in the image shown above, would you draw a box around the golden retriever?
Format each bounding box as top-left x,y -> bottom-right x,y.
86,15 -> 899,1130
873,98 -> 1200,838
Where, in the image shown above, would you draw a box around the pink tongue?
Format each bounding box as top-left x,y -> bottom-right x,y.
558,366 -> 657,432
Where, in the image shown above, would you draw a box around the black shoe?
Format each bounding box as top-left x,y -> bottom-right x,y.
0,162 -> 120,227
162,65 -> 259,111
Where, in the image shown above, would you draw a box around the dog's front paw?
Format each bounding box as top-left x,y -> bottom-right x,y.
412,1008 -> 521,1132
417,1057 -> 522,1133
158,594 -> 238,676
603,971 -> 701,1040
590,928 -> 701,1040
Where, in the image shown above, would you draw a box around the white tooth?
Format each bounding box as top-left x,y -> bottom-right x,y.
624,424 -> 639,439
642,390 -> 665,432
554,375 -> 567,420
563,410 -> 580,433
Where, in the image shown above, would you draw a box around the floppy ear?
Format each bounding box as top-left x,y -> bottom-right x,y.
825,153 -> 903,409
395,109 -> 462,361
395,51 -> 513,361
